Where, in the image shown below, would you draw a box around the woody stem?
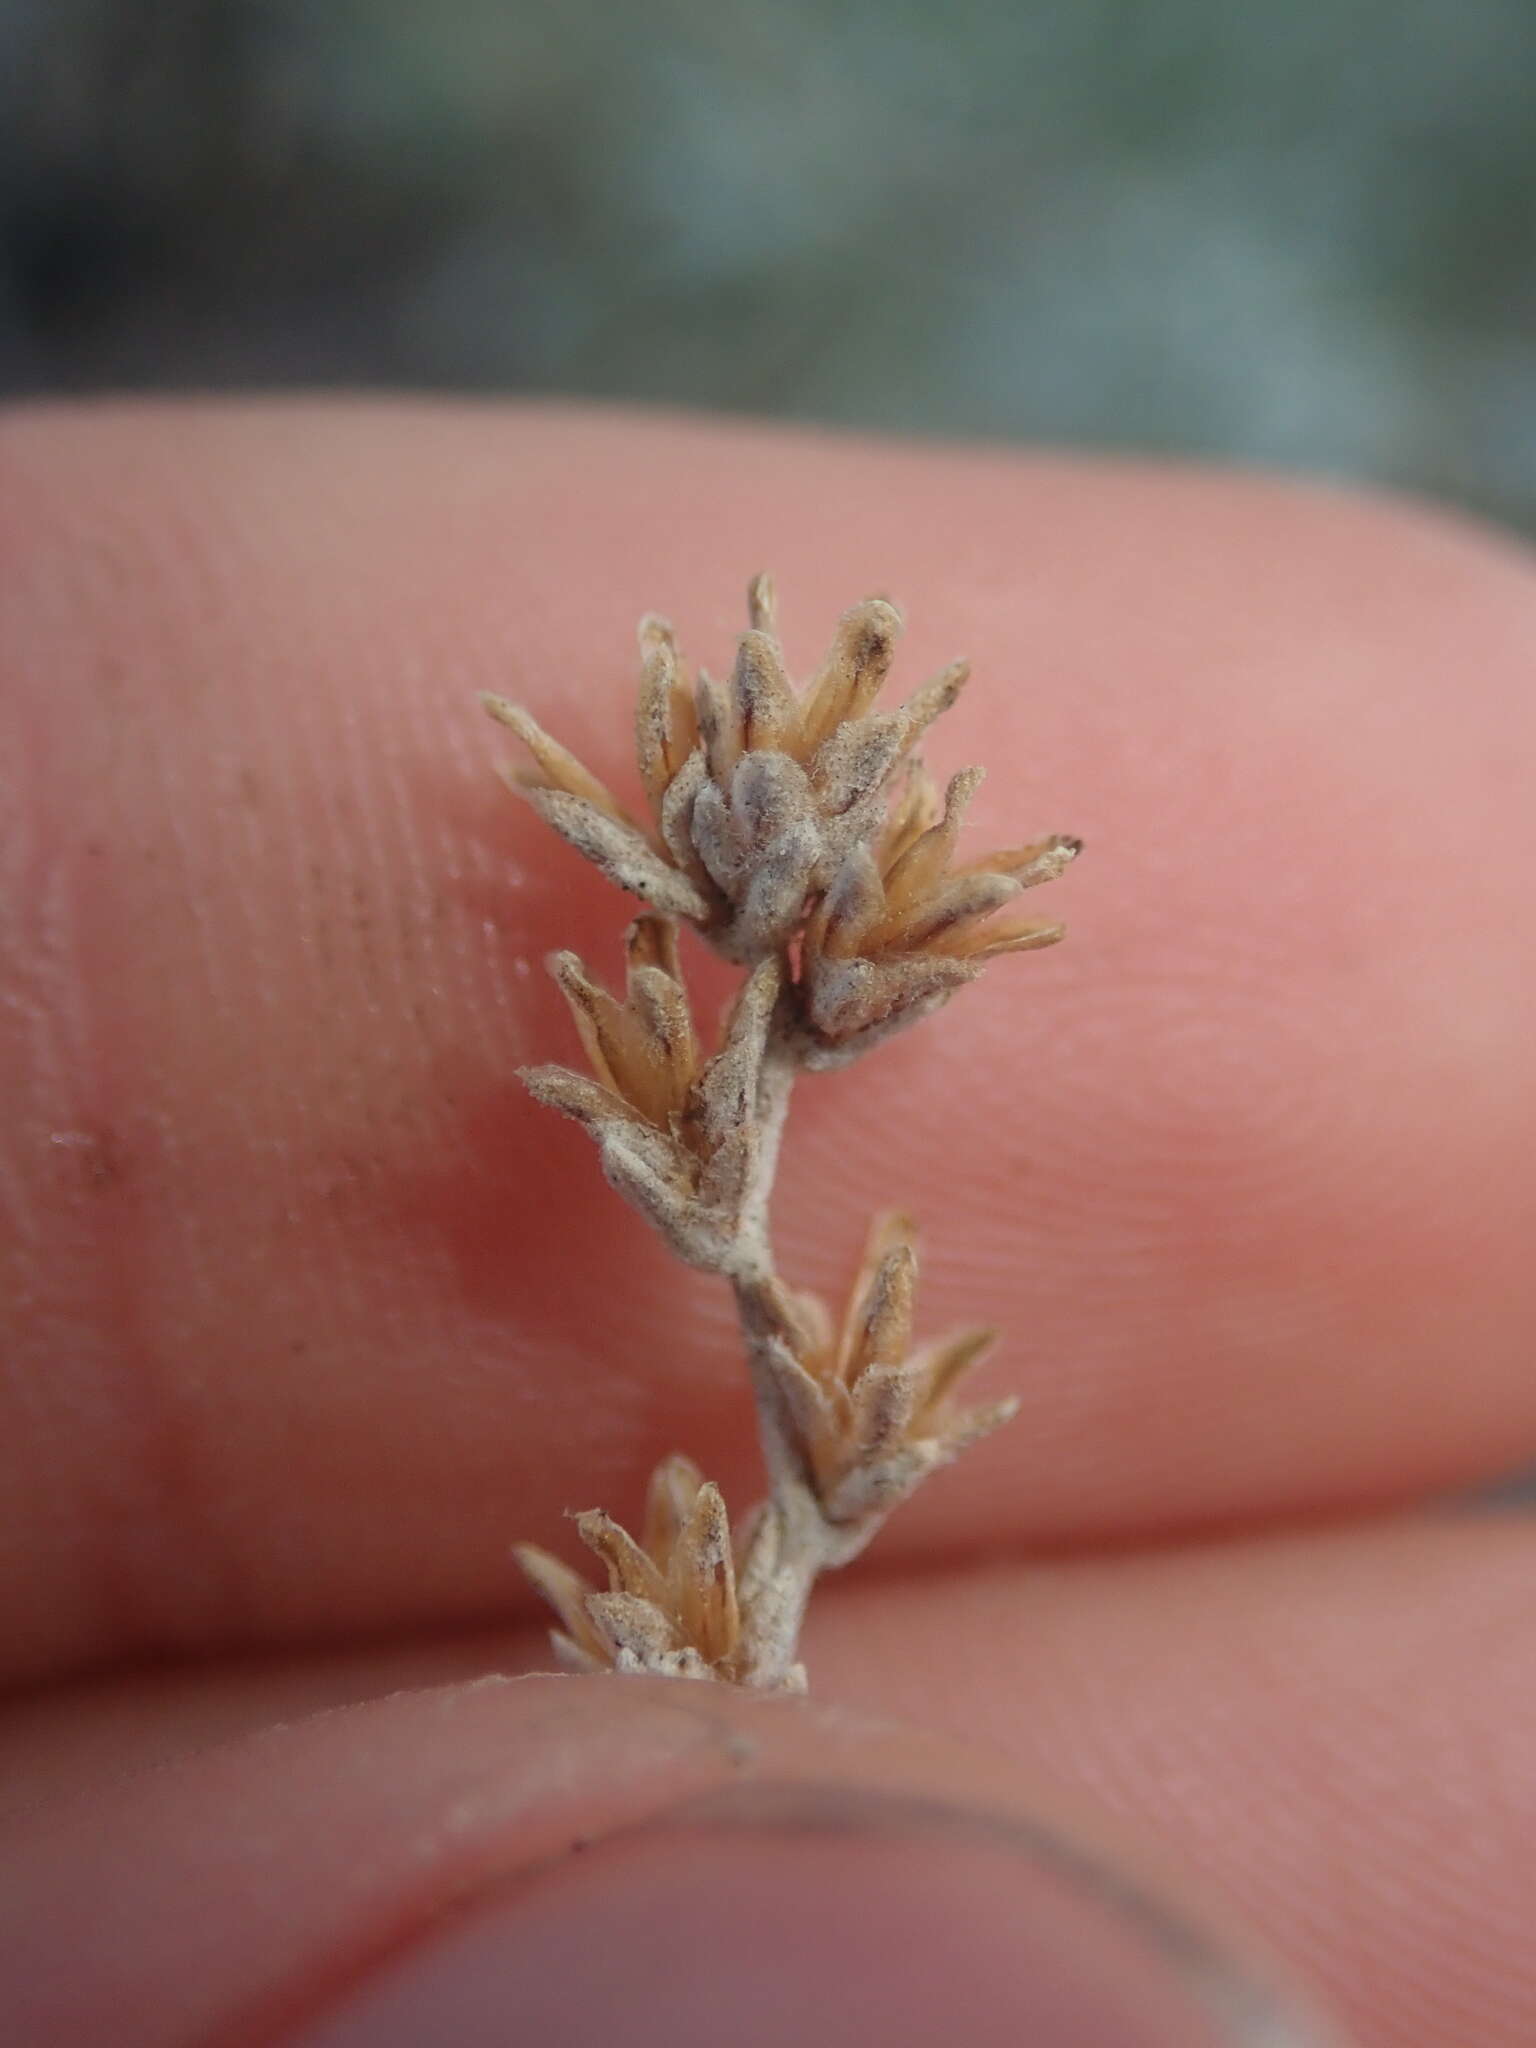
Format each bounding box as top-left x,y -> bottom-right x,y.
738,1028 -> 797,1251
727,1021 -> 804,1496
724,1000 -> 849,1687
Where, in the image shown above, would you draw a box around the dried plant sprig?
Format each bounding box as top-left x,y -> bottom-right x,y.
495,581 -> 1078,1690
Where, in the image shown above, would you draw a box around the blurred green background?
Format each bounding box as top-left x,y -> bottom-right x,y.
4,0 -> 1535,527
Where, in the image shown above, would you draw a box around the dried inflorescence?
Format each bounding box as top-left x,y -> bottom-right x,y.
514,1455 -> 748,1683
520,915 -> 782,1273
486,573 -> 968,968
799,760 -> 1080,1066
492,580 -> 1078,1689
751,1213 -> 1020,1535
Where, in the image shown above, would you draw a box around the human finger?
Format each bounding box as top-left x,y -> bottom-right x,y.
4,1511 -> 1532,2044
0,1668 -> 1345,2048
4,401 -> 1533,1686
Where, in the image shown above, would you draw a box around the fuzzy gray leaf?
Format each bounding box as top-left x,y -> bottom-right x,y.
756,1332 -> 834,1463
695,956 -> 779,1140
596,1128 -> 719,1265
808,711 -> 907,820
802,953 -> 975,1046
690,776 -> 745,894
813,846 -> 885,960
850,1361 -> 925,1459
730,817 -> 820,960
822,1442 -> 941,1525
695,1122 -> 757,1223
586,1591 -> 679,1665
900,870 -> 1020,951
518,1063 -> 649,1135
730,749 -> 815,853
656,746 -> 715,895
528,787 -> 710,920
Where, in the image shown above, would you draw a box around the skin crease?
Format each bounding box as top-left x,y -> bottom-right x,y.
0,399 -> 1534,2046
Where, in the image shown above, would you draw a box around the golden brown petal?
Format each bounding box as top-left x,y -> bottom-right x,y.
960,916 -> 1066,959
892,658 -> 969,759
671,1480 -> 740,1667
912,1325 -> 999,1415
548,950 -> 631,1098
642,1452 -> 706,1566
512,1543 -> 607,1665
635,620 -> 700,808
879,756 -> 945,867
625,912 -> 684,983
625,967 -> 696,1124
970,833 -> 1084,889
796,598 -> 903,758
482,696 -> 628,820
835,1211 -> 917,1382
880,766 -> 985,916
545,931 -> 700,1130
892,871 -> 1021,953
575,1508 -> 672,1607
731,630 -> 798,754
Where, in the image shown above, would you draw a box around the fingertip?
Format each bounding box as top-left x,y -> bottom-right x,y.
4,1674 -> 1349,2048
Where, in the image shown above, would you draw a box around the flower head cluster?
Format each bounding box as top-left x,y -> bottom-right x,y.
755,1213 -> 1018,1541
799,759 -> 1080,1066
486,580 -> 1075,1054
515,1454 -> 747,1682
519,915 -> 779,1272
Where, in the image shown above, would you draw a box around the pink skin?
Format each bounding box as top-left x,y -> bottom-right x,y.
2,402 -> 1535,2046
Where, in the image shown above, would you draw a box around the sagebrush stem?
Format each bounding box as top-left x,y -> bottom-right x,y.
726,1012 -> 886,1686
740,1020 -> 797,1246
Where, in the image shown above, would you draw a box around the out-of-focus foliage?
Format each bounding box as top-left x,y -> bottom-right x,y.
3,0 -> 1534,526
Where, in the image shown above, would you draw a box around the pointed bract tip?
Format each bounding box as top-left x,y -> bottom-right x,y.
859,592 -> 903,629
482,694 -> 536,736
492,760 -> 538,798
873,1206 -> 918,1243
